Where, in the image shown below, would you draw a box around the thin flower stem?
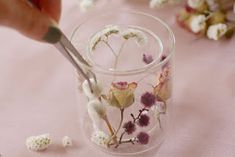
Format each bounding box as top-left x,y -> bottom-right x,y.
113,41 -> 126,69
157,115 -> 162,129
109,137 -> 137,147
115,131 -> 126,148
101,40 -> 118,57
131,108 -> 149,123
107,108 -> 125,145
103,115 -> 118,144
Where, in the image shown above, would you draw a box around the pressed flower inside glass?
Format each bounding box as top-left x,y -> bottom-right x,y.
86,25 -> 164,72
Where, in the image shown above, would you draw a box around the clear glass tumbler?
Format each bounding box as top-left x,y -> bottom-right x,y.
71,11 -> 175,155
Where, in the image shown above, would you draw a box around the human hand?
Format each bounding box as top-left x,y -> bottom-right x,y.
0,0 -> 62,43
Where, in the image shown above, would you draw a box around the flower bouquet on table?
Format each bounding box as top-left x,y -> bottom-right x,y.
177,0 -> 235,40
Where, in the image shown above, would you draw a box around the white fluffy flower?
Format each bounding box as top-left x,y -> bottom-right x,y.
87,99 -> 106,122
189,15 -> 206,33
121,28 -> 147,46
62,136 -> 73,148
187,0 -> 204,9
79,0 -> 95,12
207,23 -> 227,40
91,131 -> 109,147
82,78 -> 103,100
89,25 -> 120,51
26,134 -> 51,151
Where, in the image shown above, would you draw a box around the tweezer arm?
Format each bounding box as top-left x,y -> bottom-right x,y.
59,33 -> 90,67
54,41 -> 93,92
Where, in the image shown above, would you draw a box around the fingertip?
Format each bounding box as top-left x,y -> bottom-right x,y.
39,0 -> 62,22
42,25 -> 62,44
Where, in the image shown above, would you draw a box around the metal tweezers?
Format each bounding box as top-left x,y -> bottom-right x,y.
55,32 -> 95,92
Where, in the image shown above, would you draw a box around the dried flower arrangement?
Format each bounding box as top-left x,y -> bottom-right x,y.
177,0 -> 235,40
81,25 -> 172,149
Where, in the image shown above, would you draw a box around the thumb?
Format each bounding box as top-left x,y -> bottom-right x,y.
1,0 -> 61,43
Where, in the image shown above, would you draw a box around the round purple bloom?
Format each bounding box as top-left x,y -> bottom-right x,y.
137,132 -> 149,145
138,114 -> 150,127
141,92 -> 156,108
123,121 -> 136,134
143,54 -> 153,64
160,55 -> 167,62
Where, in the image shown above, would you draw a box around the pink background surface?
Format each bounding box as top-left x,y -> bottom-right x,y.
1,0 -> 235,157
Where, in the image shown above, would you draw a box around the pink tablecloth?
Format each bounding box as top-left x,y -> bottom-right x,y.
1,1 -> 235,157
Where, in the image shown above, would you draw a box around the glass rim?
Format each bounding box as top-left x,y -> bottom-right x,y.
71,10 -> 175,76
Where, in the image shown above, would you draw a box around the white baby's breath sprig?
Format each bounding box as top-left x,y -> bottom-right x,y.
189,14 -> 206,33
102,25 -> 120,38
79,0 -> 95,12
26,134 -> 52,151
121,28 -> 147,46
89,25 -> 120,52
62,136 -> 73,148
91,130 -> 110,147
207,23 -> 228,40
87,99 -> 107,122
82,78 -> 103,100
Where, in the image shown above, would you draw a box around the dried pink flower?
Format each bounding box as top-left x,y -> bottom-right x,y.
123,121 -> 136,135
141,92 -> 156,108
137,132 -> 149,145
137,114 -> 150,127
143,54 -> 153,64
107,82 -> 137,109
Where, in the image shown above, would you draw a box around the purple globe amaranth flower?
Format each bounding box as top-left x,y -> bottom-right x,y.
160,55 -> 167,62
143,54 -> 153,64
137,132 -> 149,145
141,92 -> 156,108
137,114 -> 150,127
123,121 -> 136,135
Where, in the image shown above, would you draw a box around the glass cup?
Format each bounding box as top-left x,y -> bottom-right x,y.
71,11 -> 175,155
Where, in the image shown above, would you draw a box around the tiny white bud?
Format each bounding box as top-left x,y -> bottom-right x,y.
62,136 -> 73,148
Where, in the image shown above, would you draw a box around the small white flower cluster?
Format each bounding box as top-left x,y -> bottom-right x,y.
62,136 -> 73,148
150,0 -> 180,8
189,15 -> 206,33
26,134 -> 52,151
121,28 -> 148,46
89,25 -> 120,52
79,0 -> 95,12
82,78 -> 103,100
207,23 -> 228,40
91,130 -> 110,147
